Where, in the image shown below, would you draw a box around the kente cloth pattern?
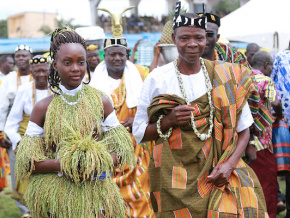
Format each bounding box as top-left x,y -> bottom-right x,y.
15,85 -> 133,218
215,42 -> 274,137
252,69 -> 280,152
0,147 -> 7,191
271,50 -> 290,127
112,64 -> 155,217
215,42 -> 250,69
147,60 -> 268,217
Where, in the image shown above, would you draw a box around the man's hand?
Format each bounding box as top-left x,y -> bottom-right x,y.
244,143 -> 257,165
207,162 -> 233,187
154,42 -> 161,56
120,117 -> 134,133
0,138 -> 12,149
272,99 -> 283,118
133,39 -> 142,52
165,105 -> 194,127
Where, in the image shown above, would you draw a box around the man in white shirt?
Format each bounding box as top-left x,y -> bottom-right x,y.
132,2 -> 267,217
0,45 -> 33,217
0,55 -> 14,82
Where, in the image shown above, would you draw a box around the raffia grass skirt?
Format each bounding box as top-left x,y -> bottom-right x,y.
25,173 -> 126,218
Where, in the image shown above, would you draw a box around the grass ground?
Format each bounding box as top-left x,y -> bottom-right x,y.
0,176 -> 288,217
0,175 -> 21,217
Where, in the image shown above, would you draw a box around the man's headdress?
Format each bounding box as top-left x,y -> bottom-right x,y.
198,13 -> 220,27
97,6 -> 134,50
29,56 -> 48,65
15,44 -> 33,53
173,1 -> 207,30
103,38 -> 128,50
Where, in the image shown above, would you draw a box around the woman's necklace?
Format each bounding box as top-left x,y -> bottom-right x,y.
58,84 -> 84,106
174,57 -> 214,141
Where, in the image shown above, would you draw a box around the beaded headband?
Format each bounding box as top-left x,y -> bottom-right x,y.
173,1 -> 207,30
103,37 -> 128,50
29,57 -> 48,65
15,44 -> 33,53
87,44 -> 98,51
198,13 -> 220,27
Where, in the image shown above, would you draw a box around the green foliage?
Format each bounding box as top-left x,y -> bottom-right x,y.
56,17 -> 84,29
39,25 -> 52,35
215,0 -> 241,17
0,19 -> 8,38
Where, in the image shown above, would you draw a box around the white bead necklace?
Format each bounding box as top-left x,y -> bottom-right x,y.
174,57 -> 214,141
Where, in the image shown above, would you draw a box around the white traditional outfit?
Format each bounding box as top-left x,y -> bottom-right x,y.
90,59 -> 155,217
0,70 -> 32,216
0,71 -> 32,131
5,81 -> 51,150
133,62 -> 254,144
4,81 -> 50,210
0,71 -> 5,85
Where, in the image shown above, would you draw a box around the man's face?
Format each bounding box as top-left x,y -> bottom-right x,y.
87,49 -> 100,71
172,26 -> 206,64
15,50 -> 31,71
264,58 -> 273,77
3,57 -> 14,74
203,23 -> 220,58
104,47 -> 127,74
31,63 -> 49,88
246,48 -> 259,66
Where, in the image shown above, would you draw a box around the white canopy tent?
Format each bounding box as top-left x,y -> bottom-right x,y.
219,0 -> 290,51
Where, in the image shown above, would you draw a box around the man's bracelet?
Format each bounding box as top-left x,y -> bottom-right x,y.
248,140 -> 255,145
157,115 -> 173,141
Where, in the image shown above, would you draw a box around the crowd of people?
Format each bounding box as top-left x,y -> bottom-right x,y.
1,1 -> 290,217
99,14 -> 167,34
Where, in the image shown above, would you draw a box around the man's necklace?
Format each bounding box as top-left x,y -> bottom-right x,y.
32,81 -> 51,106
174,57 -> 214,141
17,71 -> 33,88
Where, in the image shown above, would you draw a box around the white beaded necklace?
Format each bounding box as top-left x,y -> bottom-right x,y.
174,57 -> 214,141
57,83 -> 84,106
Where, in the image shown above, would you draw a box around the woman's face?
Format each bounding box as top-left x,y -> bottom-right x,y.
53,43 -> 86,90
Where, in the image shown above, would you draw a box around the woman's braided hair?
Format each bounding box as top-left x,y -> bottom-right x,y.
48,27 -> 91,93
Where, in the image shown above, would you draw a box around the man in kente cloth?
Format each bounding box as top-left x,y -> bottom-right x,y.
248,51 -> 283,218
200,12 -> 275,164
89,10 -> 154,216
133,1 -> 268,217
199,13 -> 249,68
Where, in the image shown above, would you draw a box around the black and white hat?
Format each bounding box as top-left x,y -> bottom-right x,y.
173,1 -> 207,30
15,44 -> 33,53
103,37 -> 128,50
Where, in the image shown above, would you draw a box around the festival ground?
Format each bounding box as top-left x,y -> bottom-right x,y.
0,175 -> 287,217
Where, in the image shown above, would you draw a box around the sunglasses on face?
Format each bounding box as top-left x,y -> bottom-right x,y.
206,32 -> 215,37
